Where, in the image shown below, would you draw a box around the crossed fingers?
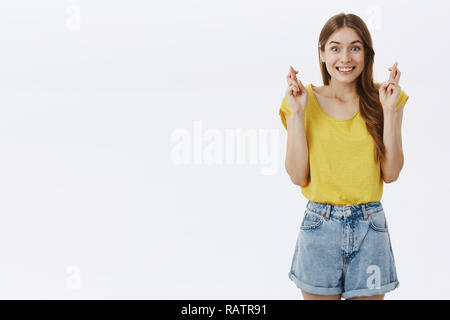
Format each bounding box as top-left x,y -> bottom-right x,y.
387,62 -> 401,88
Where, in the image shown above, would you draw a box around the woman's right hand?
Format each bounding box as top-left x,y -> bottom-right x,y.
285,65 -> 308,114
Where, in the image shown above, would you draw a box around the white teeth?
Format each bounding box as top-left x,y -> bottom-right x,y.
338,67 -> 354,71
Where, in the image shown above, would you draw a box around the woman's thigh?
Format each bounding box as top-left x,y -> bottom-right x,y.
301,289 -> 342,300
345,293 -> 385,300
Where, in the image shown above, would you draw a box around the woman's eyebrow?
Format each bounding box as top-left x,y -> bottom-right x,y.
328,40 -> 362,45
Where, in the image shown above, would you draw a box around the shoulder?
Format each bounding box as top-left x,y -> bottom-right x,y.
310,84 -> 326,96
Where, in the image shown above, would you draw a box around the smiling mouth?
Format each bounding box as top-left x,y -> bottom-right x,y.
336,66 -> 356,73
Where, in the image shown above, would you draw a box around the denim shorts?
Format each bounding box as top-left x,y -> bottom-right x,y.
288,200 -> 400,299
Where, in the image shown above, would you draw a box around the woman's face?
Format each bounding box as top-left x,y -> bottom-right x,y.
320,27 -> 365,84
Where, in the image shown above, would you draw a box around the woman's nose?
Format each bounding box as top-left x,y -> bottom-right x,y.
341,53 -> 350,62
340,50 -> 353,63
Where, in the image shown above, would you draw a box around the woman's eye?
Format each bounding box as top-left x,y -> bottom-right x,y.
331,46 -> 361,52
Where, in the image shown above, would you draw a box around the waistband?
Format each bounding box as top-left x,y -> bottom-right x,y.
306,200 -> 384,220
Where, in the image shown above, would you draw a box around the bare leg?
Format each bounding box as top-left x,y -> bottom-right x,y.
345,293 -> 385,300
301,289 -> 342,300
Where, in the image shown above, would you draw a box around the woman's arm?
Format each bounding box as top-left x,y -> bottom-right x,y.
285,110 -> 310,186
379,62 -> 406,183
381,105 -> 404,183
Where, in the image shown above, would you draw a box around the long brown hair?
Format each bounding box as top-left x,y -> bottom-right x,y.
318,13 -> 385,164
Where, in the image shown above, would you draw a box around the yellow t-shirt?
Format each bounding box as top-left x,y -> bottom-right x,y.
279,83 -> 409,206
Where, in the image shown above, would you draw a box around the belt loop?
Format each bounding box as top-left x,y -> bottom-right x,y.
362,203 -> 368,220
326,204 -> 331,220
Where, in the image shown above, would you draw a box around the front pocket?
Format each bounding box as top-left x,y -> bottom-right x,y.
300,210 -> 324,230
368,210 -> 388,232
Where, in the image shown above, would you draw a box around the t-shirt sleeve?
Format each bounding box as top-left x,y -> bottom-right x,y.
396,89 -> 409,110
374,82 -> 410,111
279,96 -> 291,130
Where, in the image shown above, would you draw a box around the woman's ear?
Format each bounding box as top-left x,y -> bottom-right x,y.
319,49 -> 325,63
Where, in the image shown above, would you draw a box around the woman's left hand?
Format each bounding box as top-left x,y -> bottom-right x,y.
379,62 -> 402,112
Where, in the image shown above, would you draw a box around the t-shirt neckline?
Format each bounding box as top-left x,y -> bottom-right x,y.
309,84 -> 360,122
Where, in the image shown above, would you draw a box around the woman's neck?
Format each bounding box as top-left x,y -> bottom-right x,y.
326,79 -> 359,103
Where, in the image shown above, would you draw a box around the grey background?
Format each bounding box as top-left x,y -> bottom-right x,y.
0,0 -> 447,299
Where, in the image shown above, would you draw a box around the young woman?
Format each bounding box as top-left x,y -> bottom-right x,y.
279,13 -> 409,300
